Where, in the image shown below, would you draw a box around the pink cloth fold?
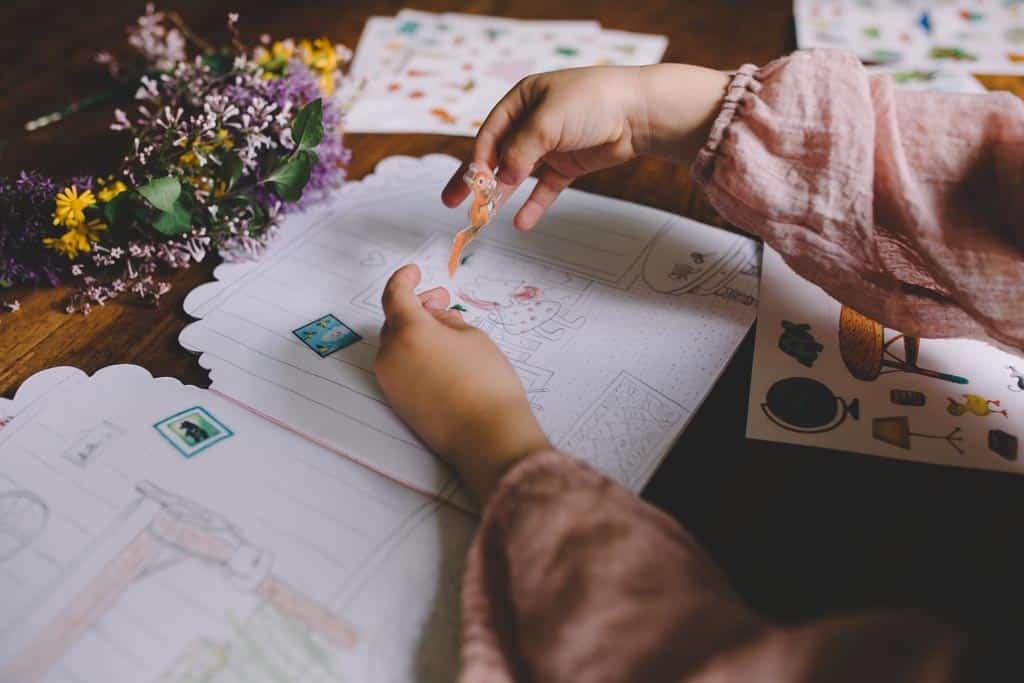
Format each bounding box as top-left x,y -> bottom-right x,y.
457,50 -> 1023,681
459,453 -> 971,682
694,49 -> 1024,353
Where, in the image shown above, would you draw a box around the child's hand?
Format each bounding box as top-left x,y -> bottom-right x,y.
375,265 -> 551,503
442,64 -> 729,230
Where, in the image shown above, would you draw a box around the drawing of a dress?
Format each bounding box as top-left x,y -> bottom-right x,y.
459,278 -> 584,340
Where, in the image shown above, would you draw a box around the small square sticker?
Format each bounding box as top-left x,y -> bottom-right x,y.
293,314 -> 362,357
154,407 -> 233,458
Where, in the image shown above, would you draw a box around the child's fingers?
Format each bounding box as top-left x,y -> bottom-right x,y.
441,161 -> 470,208
435,307 -> 471,329
441,82 -> 528,208
381,264 -> 431,328
496,112 -> 554,187
475,83 -> 529,170
418,286 -> 451,311
514,165 -> 573,231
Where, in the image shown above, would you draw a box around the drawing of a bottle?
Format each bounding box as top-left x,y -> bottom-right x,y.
0,489 -> 48,562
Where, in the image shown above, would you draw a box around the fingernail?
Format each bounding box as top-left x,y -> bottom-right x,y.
424,296 -> 445,311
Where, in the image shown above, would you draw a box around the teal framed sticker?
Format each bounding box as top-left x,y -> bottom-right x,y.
154,406 -> 233,458
293,314 -> 362,357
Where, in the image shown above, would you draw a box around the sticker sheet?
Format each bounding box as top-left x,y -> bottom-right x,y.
796,0 -> 1024,75
865,65 -> 986,92
346,10 -> 668,136
747,247 -> 1024,474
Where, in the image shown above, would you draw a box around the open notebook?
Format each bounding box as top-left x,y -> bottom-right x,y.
0,155 -> 758,681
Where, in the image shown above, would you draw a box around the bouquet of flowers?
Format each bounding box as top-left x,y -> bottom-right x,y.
0,5 -> 355,313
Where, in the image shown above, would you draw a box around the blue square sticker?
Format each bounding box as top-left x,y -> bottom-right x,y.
293,314 -> 362,357
154,406 -> 233,458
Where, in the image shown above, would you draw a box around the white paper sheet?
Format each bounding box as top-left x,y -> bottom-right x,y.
345,11 -> 668,136
796,0 -> 1024,75
748,247 -> 1024,473
179,154 -> 760,506
0,365 -> 474,682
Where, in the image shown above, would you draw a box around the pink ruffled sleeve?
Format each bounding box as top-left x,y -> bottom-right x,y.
459,451 -> 973,682
693,49 -> 1024,353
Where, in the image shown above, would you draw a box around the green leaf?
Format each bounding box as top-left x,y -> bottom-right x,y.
290,98 -> 323,152
0,279 -> 11,289
200,52 -> 234,74
102,191 -> 134,225
222,151 -> 244,189
137,176 -> 181,213
260,54 -> 288,76
266,151 -> 315,203
151,198 -> 192,236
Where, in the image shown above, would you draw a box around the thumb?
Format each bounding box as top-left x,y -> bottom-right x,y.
381,264 -> 431,328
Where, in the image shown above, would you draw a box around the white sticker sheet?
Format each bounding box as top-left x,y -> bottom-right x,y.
346,10 -> 668,136
748,247 -> 1024,473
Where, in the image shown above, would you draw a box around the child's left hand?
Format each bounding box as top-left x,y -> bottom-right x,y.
375,265 -> 551,503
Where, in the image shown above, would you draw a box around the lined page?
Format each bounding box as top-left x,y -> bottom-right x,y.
0,365 -> 474,683
181,154 -> 761,498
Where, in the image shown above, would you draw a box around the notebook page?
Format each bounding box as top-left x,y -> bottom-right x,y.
181,154 -> 760,503
0,365 -> 474,683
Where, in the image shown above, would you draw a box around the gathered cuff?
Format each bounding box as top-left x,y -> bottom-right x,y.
692,62 -> 763,185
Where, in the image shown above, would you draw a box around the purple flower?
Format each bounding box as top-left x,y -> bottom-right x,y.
0,171 -> 68,287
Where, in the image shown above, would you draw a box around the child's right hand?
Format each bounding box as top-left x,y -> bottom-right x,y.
442,64 -> 730,230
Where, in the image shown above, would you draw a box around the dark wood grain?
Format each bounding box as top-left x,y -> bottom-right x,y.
3,0 -> 1024,645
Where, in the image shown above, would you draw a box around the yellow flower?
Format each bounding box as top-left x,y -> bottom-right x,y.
79,218 -> 107,244
307,38 -> 338,72
215,128 -> 234,150
43,230 -> 87,259
319,71 -> 335,96
273,40 -> 295,60
52,186 -> 96,229
97,179 -> 127,203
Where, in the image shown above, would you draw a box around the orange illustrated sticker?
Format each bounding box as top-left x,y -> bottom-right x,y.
429,107 -> 457,124
387,82 -> 401,92
407,69 -> 431,77
448,163 -> 500,277
408,90 -> 425,99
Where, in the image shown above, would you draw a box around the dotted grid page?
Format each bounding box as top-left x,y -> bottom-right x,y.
180,154 -> 760,504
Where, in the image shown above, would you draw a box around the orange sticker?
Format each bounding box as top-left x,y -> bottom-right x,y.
387,82 -> 401,92
1009,52 -> 1024,63
462,63 -> 473,71
407,69 -> 431,77
470,120 -> 484,128
409,90 -> 425,99
429,107 -> 457,124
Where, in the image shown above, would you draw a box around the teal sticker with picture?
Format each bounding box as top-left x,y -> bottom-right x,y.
293,314 -> 362,357
154,406 -> 233,458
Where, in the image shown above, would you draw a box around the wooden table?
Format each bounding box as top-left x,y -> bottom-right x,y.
3,0 -> 1024,644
